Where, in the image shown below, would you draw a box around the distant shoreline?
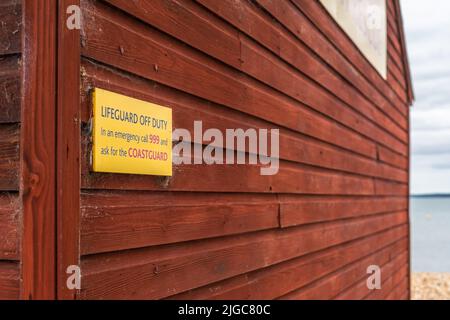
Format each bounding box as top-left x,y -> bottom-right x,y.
411,194 -> 450,198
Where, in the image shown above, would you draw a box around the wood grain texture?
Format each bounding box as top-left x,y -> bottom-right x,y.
56,0 -> 81,300
0,0 -> 414,301
0,55 -> 21,123
377,145 -> 408,170
279,196 -> 407,227
385,268 -> 409,300
291,0 -> 411,108
280,246 -> 408,300
365,263 -> 409,300
80,59 -> 407,183
80,192 -> 409,256
79,212 -> 407,299
252,0 -> 409,121
81,192 -> 280,255
375,180 -> 408,196
0,124 -> 19,191
107,0 -> 408,146
0,260 -> 20,299
196,0 -> 408,134
81,0 -> 404,159
333,252 -> 408,300
21,0 -> 57,300
71,0 -> 411,300
0,193 -> 20,260
0,0 -> 22,300
168,226 -> 407,300
0,0 -> 22,56
81,150 -> 385,195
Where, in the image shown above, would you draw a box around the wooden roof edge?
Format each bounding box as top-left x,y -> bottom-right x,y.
394,0 -> 415,106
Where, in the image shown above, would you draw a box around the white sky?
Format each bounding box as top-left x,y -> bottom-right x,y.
401,0 -> 450,194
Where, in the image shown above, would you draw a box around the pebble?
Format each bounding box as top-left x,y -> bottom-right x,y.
412,272 -> 450,300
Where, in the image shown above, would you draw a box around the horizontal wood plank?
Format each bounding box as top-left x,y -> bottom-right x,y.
168,226 -> 407,299
0,124 -> 19,191
0,0 -> 22,56
81,145 -> 384,195
377,145 -> 408,170
333,252 -> 408,300
375,180 -> 408,196
81,192 -> 280,255
0,55 -> 21,123
73,0 -> 411,300
197,0 -> 408,134
80,212 -> 407,299
385,270 -> 409,300
81,59 -> 407,183
0,193 -> 19,260
365,263 -> 409,300
0,261 -> 20,299
253,0 -> 409,119
279,196 -> 408,227
280,245 -> 408,300
80,1 -> 409,159
292,0 -> 410,108
107,0 -> 408,147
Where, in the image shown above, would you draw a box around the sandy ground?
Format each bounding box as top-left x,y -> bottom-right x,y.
412,273 -> 450,300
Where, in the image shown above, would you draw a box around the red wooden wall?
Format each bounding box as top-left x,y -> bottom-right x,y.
0,0 -> 22,300
0,0 -> 413,300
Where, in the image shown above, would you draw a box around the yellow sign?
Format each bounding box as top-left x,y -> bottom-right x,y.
92,88 -> 172,176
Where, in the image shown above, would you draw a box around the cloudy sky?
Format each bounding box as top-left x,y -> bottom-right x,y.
401,0 -> 450,194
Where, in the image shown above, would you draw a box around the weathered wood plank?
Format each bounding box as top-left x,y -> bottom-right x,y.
375,180 -> 408,196
0,0 -> 22,56
0,124 -> 19,191
252,0 -> 409,118
291,0 -> 410,108
280,246 -> 407,300
81,59 -> 407,183
81,192 -> 409,256
81,143 -> 381,195
239,36 -> 408,152
71,0 -> 411,301
279,196 -> 407,227
385,269 -> 409,300
106,0 -> 242,69
21,0 -> 57,300
81,192 -> 280,255
197,0 -> 408,134
56,0 -> 81,300
168,226 -> 407,300
81,0 -> 402,159
332,252 -> 408,300
79,212 -> 407,299
365,263 -> 409,300
388,55 -> 406,91
0,260 -> 20,299
387,8 -> 406,72
0,193 -> 19,260
0,55 -> 21,123
378,145 -> 408,170
106,0 -> 408,146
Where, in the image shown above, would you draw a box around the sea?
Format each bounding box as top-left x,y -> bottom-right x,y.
411,196 -> 450,272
